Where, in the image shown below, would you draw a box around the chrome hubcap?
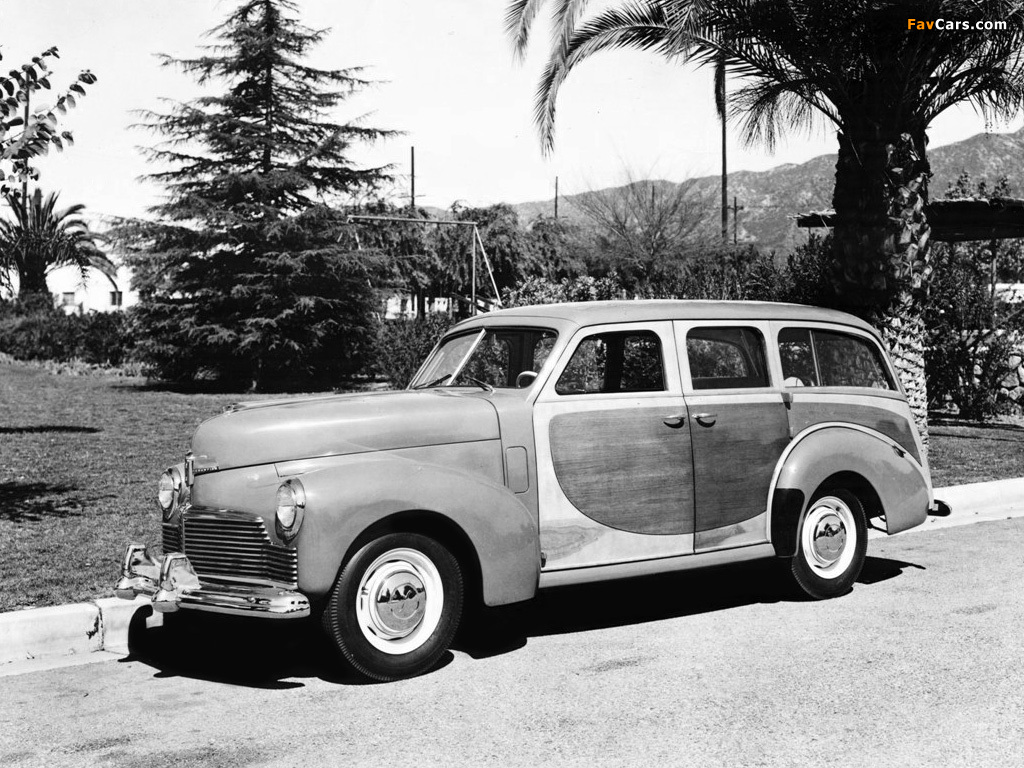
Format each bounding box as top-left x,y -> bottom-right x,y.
356,548 -> 444,655
371,571 -> 426,637
801,497 -> 857,580
811,513 -> 847,565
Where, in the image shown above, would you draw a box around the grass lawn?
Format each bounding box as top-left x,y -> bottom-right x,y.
2,360 -> 1023,612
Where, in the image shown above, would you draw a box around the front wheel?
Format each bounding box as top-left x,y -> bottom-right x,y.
323,533 -> 463,682
789,489 -> 867,600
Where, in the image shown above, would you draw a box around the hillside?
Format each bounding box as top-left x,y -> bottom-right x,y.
513,126 -> 1024,253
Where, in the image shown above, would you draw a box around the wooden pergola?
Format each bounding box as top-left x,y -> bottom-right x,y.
795,197 -> 1024,242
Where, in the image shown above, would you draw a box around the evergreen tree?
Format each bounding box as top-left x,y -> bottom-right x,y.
122,0 -> 394,389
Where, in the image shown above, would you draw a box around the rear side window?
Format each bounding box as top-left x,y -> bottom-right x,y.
556,330 -> 665,395
778,328 -> 894,389
686,327 -> 769,390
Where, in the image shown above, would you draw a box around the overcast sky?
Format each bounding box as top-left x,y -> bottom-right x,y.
4,0 -> 1022,223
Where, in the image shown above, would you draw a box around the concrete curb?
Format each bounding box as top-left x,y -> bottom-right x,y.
0,596 -> 160,669
2,477 -> 1023,675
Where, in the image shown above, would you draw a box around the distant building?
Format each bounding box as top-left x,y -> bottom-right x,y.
1,263 -> 137,313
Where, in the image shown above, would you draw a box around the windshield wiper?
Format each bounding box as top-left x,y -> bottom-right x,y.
463,376 -> 494,392
413,374 -> 451,389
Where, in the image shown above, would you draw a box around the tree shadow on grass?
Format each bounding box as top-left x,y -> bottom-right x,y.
0,425 -> 101,435
124,554 -> 920,687
930,417 -> 1024,435
0,481 -> 90,521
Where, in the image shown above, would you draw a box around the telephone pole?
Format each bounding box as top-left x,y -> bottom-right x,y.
732,196 -> 745,245
409,146 -> 416,214
554,176 -> 559,220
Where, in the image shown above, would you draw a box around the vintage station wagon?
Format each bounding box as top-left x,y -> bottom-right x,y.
116,300 -> 940,681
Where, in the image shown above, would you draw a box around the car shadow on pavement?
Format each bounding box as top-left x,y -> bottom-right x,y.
123,555 -> 920,686
456,555 -> 923,660
122,611 -> 380,689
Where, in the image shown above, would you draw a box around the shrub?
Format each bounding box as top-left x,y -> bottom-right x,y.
503,274 -> 626,307
371,313 -> 452,389
924,240 -> 1024,419
0,300 -> 135,366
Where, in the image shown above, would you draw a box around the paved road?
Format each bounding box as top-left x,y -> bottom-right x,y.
2,518 -> 1023,768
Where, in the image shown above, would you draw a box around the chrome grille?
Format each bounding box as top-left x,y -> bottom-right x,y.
178,510 -> 298,587
162,522 -> 183,554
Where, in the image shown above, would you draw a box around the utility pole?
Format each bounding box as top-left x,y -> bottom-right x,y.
554,176 -> 559,220
732,196 -> 745,245
409,146 -> 416,214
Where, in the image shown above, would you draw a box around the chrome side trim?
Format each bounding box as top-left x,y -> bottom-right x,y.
538,543 -> 775,588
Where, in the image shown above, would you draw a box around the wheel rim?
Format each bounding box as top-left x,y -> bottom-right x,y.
801,496 -> 857,580
356,548 -> 444,655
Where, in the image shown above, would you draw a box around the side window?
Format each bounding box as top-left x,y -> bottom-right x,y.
815,330 -> 894,389
777,328 -> 894,390
778,328 -> 820,386
556,330 -> 665,395
686,327 -> 769,390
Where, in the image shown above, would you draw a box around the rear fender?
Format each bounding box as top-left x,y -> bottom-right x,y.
769,424 -> 930,556
290,453 -> 539,607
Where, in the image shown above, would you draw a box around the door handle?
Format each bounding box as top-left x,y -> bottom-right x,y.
692,412 -> 718,427
663,414 -> 687,428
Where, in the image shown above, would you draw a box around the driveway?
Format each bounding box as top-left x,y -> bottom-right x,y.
1,518 -> 1022,768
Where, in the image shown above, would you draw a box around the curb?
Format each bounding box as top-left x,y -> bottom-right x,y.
0,596 -> 161,670
2,477 -> 1023,675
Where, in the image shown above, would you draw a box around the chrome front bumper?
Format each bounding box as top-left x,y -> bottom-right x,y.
114,543 -> 310,618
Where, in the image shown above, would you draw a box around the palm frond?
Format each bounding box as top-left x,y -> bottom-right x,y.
534,1 -> 673,151
505,0 -> 550,62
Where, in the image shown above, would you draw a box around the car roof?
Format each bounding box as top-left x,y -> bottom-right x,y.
454,300 -> 880,337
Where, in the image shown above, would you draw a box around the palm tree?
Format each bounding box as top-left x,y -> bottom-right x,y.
506,0 -> 1024,445
0,189 -> 115,300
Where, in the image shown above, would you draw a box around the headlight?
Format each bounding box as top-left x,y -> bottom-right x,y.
275,479 -> 305,541
158,467 -> 183,519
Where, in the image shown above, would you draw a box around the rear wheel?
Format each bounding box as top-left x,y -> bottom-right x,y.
323,532 -> 463,682
789,489 -> 867,600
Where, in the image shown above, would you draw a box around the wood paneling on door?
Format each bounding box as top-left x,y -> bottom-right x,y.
549,407 -> 694,535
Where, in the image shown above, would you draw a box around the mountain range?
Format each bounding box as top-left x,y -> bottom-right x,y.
511,126 -> 1024,253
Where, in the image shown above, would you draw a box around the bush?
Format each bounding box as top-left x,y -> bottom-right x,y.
924,240 -> 1024,419
504,274 -> 626,307
371,313 -> 452,388
0,300 -> 135,366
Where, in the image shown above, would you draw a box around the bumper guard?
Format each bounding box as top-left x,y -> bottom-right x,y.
114,543 -> 310,618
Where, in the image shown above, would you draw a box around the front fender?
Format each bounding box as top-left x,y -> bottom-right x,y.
769,424 -> 931,556
292,452 -> 539,607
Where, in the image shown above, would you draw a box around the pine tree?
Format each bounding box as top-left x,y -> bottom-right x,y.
122,0 -> 395,390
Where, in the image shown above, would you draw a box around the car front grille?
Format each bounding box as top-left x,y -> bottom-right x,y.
162,522 -> 183,554
164,508 -> 298,588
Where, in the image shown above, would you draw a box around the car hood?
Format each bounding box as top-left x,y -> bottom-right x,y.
190,389 -> 499,471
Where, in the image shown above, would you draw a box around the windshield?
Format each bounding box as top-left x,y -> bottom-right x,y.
410,327 -> 558,389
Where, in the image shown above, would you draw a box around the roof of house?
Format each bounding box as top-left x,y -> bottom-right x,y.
796,197 -> 1024,242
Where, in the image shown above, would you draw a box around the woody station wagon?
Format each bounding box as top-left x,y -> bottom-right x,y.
116,300 -> 941,681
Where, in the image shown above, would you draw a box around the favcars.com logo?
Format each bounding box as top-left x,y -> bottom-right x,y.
908,18 -> 1008,30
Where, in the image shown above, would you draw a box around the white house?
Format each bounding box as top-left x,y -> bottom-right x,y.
1,263 -> 138,314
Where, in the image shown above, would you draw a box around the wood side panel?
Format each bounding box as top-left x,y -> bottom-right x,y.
789,401 -> 920,462
549,408 -> 694,535
691,403 -> 790,533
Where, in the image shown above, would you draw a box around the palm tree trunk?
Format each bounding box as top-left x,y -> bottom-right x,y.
832,129 -> 932,452
18,265 -> 50,299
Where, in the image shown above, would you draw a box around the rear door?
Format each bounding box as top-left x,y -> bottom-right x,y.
674,321 -> 791,552
533,321 -> 696,573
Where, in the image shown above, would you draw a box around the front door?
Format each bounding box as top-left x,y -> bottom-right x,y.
674,322 -> 791,552
533,321 -> 696,572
